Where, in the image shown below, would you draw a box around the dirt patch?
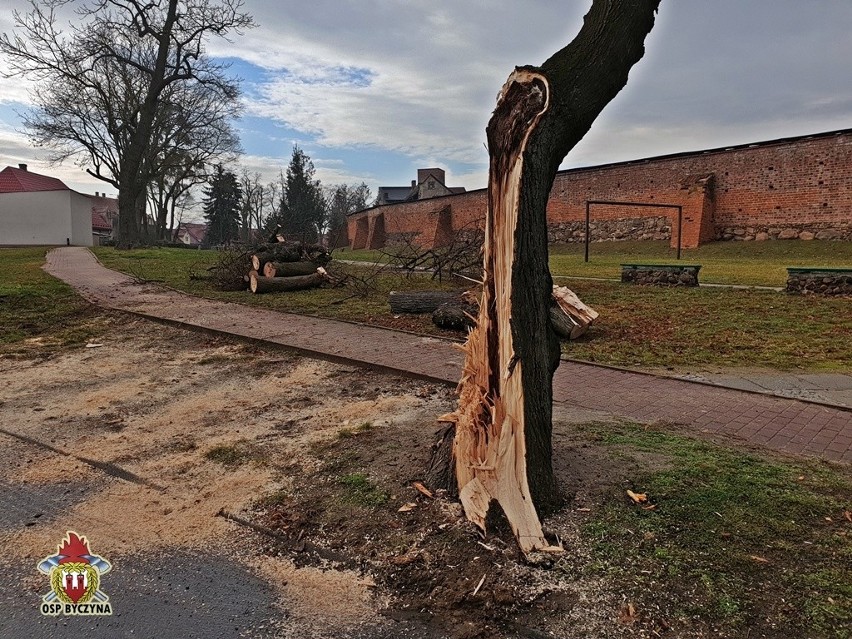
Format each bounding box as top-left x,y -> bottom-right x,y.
0,315 -> 685,638
252,409 -> 661,639
0,318 -> 458,637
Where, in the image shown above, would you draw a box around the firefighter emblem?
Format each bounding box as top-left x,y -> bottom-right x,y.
37,532 -> 113,616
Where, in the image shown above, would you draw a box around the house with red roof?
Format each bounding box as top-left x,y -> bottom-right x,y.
0,164 -> 117,246
174,221 -> 208,246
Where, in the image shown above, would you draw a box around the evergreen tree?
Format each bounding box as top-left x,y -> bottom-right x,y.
272,146 -> 325,243
202,165 -> 242,246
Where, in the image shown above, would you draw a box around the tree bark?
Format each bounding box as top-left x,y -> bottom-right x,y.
388,290 -> 467,314
432,302 -> 478,331
249,272 -> 327,294
251,242 -> 331,271
252,247 -> 303,271
439,0 -> 660,556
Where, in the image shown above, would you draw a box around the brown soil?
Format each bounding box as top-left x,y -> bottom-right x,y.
0,314 -> 753,638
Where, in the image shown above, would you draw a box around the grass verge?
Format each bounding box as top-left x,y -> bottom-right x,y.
550,239 -> 852,287
572,421 -> 852,637
92,246 -> 461,327
0,247 -> 108,355
564,279 -> 850,370
260,414 -> 852,637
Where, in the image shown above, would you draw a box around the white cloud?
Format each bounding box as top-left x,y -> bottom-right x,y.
0,124 -> 116,194
1,0 -> 851,194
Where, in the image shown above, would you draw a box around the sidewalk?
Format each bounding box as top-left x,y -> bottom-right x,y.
45,247 -> 852,464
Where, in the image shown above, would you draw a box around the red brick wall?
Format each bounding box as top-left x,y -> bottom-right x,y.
347,130 -> 852,248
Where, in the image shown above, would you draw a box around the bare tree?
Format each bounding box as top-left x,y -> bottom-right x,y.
148,78 -> 242,240
325,182 -> 371,248
239,169 -> 268,242
168,190 -> 195,242
0,0 -> 253,247
436,0 -> 661,556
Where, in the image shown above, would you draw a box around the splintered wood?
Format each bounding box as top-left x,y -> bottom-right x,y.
441,69 -> 561,556
550,286 -> 599,340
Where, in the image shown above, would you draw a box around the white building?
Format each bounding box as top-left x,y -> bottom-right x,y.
0,164 -> 95,246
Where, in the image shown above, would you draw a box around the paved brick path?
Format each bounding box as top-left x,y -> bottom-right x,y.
45,247 -> 852,464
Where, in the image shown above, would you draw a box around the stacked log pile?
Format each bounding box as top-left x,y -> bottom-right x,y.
389,287 -> 597,339
247,241 -> 331,294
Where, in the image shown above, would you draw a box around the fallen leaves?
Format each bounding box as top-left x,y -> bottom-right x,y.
626,489 -> 657,510
626,489 -> 647,504
749,555 -> 770,564
618,602 -> 638,625
412,481 -> 434,499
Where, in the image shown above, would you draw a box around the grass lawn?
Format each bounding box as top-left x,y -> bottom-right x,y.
553,239 -> 852,287
564,279 -> 850,370
571,421 -> 852,637
92,246 -> 461,324
345,240 -> 852,287
94,246 -> 851,372
0,247 -> 108,354
333,247 -> 387,264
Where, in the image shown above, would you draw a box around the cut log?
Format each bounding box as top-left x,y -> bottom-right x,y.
252,247 -> 303,271
389,290 -> 466,314
263,261 -> 320,278
432,301 -> 478,331
251,242 -> 331,271
249,271 -> 327,294
242,269 -> 259,287
550,286 -> 599,340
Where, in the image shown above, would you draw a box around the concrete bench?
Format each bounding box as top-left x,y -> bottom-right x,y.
786,267 -> 852,295
621,263 -> 701,286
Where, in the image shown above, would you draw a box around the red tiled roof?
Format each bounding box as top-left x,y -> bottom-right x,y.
92,210 -> 112,231
180,222 -> 208,244
0,166 -> 69,193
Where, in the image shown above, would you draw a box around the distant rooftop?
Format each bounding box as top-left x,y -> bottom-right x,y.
0,164 -> 69,194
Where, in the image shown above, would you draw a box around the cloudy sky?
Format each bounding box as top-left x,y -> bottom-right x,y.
1,0 -> 850,203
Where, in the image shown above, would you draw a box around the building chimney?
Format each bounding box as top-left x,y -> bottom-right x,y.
411,180 -> 416,188
18,163 -> 27,171
95,192 -> 99,197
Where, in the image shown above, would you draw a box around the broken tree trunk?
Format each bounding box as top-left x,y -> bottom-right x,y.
437,0 -> 660,556
389,290 -> 467,314
263,261 -> 320,278
249,271 -> 328,294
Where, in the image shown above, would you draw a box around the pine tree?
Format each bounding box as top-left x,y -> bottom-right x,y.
202,165 -> 242,246
274,146 -> 325,243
